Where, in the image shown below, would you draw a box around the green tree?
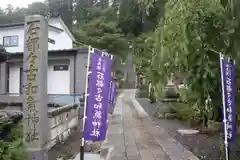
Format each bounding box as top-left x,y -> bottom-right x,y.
152,0 -> 230,124
74,0 -> 96,25
46,0 -> 74,28
5,4 -> 14,15
26,2 -> 49,16
74,7 -> 129,59
0,1 -> 74,28
133,33 -> 154,75
118,0 -> 142,36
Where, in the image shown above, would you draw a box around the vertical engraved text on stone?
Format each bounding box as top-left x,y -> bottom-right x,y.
24,22 -> 40,144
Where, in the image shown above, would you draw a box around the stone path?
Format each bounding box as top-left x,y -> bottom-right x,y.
137,98 -> 226,160
102,90 -> 199,160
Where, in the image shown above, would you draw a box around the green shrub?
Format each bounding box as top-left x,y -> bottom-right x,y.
169,103 -> 191,120
163,87 -> 179,99
178,88 -> 188,103
168,102 -> 200,123
154,82 -> 166,102
136,84 -> 149,98
0,140 -> 30,160
0,123 -> 29,160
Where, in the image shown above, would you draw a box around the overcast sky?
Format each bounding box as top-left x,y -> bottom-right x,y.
1,0 -> 44,8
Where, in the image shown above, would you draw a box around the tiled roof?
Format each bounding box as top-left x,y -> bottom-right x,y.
10,48 -> 87,55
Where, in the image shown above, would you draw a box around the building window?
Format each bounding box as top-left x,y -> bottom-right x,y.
3,35 -> 19,47
53,65 -> 69,71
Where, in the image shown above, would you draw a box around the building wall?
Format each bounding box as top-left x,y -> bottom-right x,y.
48,28 -> 73,51
48,60 -> 70,94
0,24 -> 72,53
0,50 -> 88,104
75,52 -> 88,95
0,27 -> 24,53
9,63 -> 21,94
8,60 -> 71,95
48,18 -> 63,30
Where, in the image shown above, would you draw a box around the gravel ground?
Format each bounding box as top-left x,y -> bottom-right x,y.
48,126 -> 82,160
48,127 -> 102,160
137,98 -> 240,160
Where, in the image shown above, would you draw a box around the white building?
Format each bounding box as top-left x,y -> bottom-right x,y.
0,17 -> 87,105
0,17 -> 74,53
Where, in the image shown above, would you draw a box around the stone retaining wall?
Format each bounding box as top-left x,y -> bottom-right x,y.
46,103 -> 84,149
0,103 -> 84,151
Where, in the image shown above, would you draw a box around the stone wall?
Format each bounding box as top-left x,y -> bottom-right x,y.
46,103 -> 84,150
0,103 -> 84,150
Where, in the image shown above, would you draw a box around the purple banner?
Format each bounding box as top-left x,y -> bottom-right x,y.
84,52 -> 112,141
220,55 -> 236,142
108,81 -> 112,104
110,81 -> 116,104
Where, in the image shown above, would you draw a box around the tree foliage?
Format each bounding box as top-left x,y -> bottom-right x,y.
133,33 -> 154,75
0,123 -> 29,160
73,5 -> 130,59
146,0 -> 240,125
152,0 -> 226,122
73,8 -> 129,59
126,0 -> 240,125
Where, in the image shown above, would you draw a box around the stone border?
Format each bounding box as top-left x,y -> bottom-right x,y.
132,99 -> 149,118
48,103 -> 81,118
134,91 -> 199,160
100,113 -> 114,160
131,89 -> 149,118
100,91 -> 123,160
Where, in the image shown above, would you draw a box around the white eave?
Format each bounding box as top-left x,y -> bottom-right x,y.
53,17 -> 76,41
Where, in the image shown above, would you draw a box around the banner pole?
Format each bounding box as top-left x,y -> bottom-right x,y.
219,53 -> 229,160
80,45 -> 92,160
231,59 -> 237,159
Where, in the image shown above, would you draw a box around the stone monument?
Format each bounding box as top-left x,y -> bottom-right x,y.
164,73 -> 179,101
22,15 -> 49,160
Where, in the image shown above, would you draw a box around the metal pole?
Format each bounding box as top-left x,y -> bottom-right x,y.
80,45 -> 92,160
219,53 -> 229,160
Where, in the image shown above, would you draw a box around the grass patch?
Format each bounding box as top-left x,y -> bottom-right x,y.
163,102 -> 202,127
136,85 -> 149,98
166,102 -> 193,120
